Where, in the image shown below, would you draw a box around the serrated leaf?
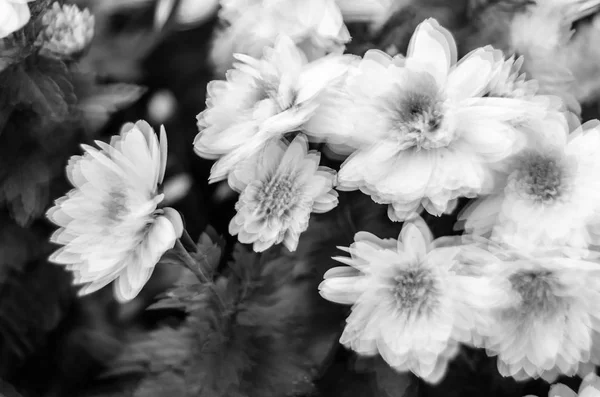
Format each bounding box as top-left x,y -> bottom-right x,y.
0,55 -> 75,135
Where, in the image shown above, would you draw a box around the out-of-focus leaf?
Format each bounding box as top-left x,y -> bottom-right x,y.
0,155 -> 53,227
0,56 -> 75,134
0,215 -> 42,274
0,258 -> 72,379
75,82 -> 147,134
133,372 -> 186,397
355,356 -> 418,397
0,379 -> 23,397
105,327 -> 192,378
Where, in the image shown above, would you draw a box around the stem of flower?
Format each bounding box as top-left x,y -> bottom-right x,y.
180,228 -> 198,253
174,239 -> 209,284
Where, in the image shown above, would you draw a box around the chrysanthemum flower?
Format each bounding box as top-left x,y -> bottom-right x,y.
0,0 -> 34,39
47,120 -> 184,303
210,0 -> 350,76
526,373 -> 600,397
507,0 -> 600,115
228,134 -> 338,252
37,2 -> 95,57
458,116 -> 600,254
307,18 -> 558,222
318,217 -> 502,383
195,34 -> 355,183
478,243 -> 600,382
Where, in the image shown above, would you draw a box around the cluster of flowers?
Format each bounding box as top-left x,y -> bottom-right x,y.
28,0 -> 600,393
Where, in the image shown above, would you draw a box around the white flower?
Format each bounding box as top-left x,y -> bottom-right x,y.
307,18 -> 558,222
526,373 -> 600,397
479,243 -> 600,382
228,134 -> 338,252
37,2 -> 95,57
458,116 -> 600,255
318,217 -> 502,384
487,55 -> 539,99
154,0 -> 219,30
210,0 -> 350,76
46,120 -> 184,303
334,0 -> 394,25
0,0 -> 34,39
195,34 -> 355,183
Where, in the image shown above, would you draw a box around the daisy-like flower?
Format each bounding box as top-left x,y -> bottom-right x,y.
526,373 -> 600,397
318,217 -> 502,383
307,18 -> 558,222
195,34 -> 356,183
47,120 -> 184,303
0,0 -> 35,39
458,116 -> 600,255
228,134 -> 338,252
37,2 -> 95,57
210,0 -> 350,76
479,243 -> 600,382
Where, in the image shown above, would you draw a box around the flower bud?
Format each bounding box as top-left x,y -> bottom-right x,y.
37,2 -> 94,57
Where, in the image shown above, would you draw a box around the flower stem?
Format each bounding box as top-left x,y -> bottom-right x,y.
180,228 -> 198,253
174,239 -> 209,283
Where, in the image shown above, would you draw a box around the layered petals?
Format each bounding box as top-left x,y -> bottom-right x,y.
228,134 -> 338,252
319,218 -> 503,384
195,35 -> 356,183
46,121 -> 183,303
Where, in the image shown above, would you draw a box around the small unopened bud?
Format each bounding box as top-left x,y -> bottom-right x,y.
37,2 -> 95,57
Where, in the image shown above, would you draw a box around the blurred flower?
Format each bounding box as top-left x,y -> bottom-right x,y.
37,2 -> 95,57
308,18 -> 555,222
334,0 -> 396,27
46,120 -> 183,303
479,244 -> 600,382
228,134 -> 338,252
0,0 -> 34,39
210,0 -> 350,76
458,117 -> 600,255
525,373 -> 600,397
319,217 -> 501,383
195,35 -> 355,183
467,0 -> 600,114
154,0 -> 219,31
487,55 -> 539,99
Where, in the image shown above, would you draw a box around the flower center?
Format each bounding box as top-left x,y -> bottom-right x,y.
384,74 -> 450,151
509,269 -> 564,317
392,267 -> 438,317
104,190 -> 129,222
508,151 -> 569,203
256,174 -> 298,218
